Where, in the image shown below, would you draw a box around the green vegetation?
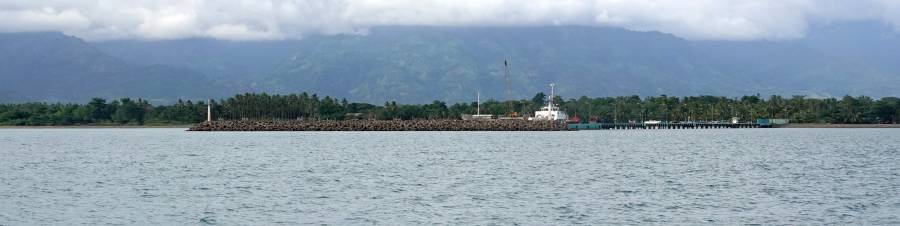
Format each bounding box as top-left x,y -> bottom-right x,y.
2,93 -> 899,126
0,98 -> 203,126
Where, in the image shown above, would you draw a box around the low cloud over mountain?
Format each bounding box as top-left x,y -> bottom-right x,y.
2,23 -> 898,103
2,1 -> 900,41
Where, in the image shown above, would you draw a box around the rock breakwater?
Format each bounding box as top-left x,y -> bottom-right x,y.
189,120 -> 569,131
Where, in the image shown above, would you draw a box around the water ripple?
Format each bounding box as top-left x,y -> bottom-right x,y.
1,128 -> 899,224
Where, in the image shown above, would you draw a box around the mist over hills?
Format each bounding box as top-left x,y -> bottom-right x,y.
2,22 -> 898,103
0,32 -> 220,102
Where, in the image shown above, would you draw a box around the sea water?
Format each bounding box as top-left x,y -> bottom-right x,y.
1,128 -> 899,224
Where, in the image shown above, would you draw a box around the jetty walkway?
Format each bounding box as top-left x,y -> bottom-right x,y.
568,122 -> 762,130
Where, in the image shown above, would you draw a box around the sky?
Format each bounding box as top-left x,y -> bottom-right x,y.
1,0 -> 899,41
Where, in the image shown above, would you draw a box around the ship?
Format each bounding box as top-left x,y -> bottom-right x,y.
530,83 -> 569,121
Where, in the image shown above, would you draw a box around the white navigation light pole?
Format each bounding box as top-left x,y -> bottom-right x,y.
207,99 -> 212,122
477,91 -> 481,115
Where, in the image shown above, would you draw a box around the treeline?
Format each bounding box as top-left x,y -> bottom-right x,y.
0,98 -> 205,126
1,93 -> 899,126
557,95 -> 900,124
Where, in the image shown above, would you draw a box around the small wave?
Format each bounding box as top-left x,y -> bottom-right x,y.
199,216 -> 216,225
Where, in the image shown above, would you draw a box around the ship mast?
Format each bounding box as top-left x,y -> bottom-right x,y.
548,83 -> 555,110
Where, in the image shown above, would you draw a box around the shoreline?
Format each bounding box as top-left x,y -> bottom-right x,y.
0,125 -> 191,129
778,124 -> 900,128
3,123 -> 900,129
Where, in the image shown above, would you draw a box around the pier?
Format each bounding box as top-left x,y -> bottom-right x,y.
568,122 -> 762,130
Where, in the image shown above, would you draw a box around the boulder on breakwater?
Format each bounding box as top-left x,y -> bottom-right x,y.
189,120 -> 568,131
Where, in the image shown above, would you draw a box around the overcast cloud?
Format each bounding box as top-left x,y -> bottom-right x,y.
1,0 -> 898,41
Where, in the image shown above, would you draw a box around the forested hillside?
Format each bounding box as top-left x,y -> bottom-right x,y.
0,32 -> 221,102
2,22 -> 899,103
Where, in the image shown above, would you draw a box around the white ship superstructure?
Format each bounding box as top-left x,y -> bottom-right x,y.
531,84 -> 568,121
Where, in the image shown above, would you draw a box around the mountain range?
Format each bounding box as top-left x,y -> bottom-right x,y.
2,22 -> 899,103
